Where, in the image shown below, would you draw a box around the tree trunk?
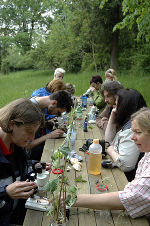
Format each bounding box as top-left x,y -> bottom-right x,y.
110,30 -> 119,70
110,4 -> 120,70
91,41 -> 97,72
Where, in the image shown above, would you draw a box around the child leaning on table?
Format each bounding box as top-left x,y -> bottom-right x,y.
73,107 -> 150,220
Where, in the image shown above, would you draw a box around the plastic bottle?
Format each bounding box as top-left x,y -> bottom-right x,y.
70,123 -> 76,151
88,109 -> 96,122
66,123 -> 76,151
83,116 -> 88,132
81,95 -> 87,108
76,105 -> 83,120
88,139 -> 102,175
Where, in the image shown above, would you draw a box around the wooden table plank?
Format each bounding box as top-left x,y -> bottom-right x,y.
42,138 -> 55,161
78,208 -> 96,226
130,217 -> 149,226
74,139 -> 96,225
76,120 -> 84,140
23,209 -> 43,226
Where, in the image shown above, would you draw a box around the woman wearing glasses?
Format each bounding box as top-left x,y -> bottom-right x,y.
0,98 -> 48,226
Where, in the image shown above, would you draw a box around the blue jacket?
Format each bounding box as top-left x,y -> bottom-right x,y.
31,87 -> 56,133
0,146 -> 31,225
31,87 -> 50,97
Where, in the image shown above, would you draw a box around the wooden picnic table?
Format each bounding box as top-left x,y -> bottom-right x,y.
23,106 -> 148,226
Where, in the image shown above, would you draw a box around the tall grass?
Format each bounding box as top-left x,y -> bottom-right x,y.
0,69 -> 149,108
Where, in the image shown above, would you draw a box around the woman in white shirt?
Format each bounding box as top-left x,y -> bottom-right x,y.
104,88 -> 147,181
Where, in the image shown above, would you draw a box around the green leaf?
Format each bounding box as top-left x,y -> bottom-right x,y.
46,178 -> 59,193
68,186 -> 77,194
52,150 -> 64,160
52,159 -> 60,169
65,194 -> 77,207
59,144 -> 70,157
74,175 -> 87,183
65,194 -> 71,204
47,205 -> 55,216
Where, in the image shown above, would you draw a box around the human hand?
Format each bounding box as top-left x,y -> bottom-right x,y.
47,129 -> 64,139
90,86 -> 96,92
106,145 -> 114,155
112,105 -> 117,113
45,119 -> 55,130
109,105 -> 117,122
6,180 -> 37,200
46,162 -> 52,171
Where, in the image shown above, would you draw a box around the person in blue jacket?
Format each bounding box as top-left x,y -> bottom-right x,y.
31,79 -> 66,133
0,98 -> 48,226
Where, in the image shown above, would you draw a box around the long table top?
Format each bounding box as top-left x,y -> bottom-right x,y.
23,110 -> 148,226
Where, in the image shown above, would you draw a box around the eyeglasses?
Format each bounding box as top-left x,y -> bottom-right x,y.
13,120 -> 24,126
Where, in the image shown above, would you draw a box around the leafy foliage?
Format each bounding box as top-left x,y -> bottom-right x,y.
66,186 -> 77,207
1,0 -> 150,74
100,0 -> 150,42
74,175 -> 87,183
46,178 -> 59,194
0,0 -> 53,51
46,108 -> 77,223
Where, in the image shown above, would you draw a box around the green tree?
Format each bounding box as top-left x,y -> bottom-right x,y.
0,0 -> 54,72
38,0 -> 121,71
0,0 -> 53,52
100,0 -> 150,42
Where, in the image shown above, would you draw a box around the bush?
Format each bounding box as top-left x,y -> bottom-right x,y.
130,44 -> 150,73
3,47 -> 34,71
1,58 -> 10,74
63,52 -> 82,72
81,53 -> 93,71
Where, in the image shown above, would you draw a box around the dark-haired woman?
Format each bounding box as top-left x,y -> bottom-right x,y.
104,89 -> 147,181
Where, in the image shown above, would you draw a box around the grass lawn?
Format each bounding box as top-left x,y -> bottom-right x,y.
0,69 -> 149,108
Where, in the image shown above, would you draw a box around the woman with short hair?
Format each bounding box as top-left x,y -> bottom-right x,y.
54,68 -> 65,80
